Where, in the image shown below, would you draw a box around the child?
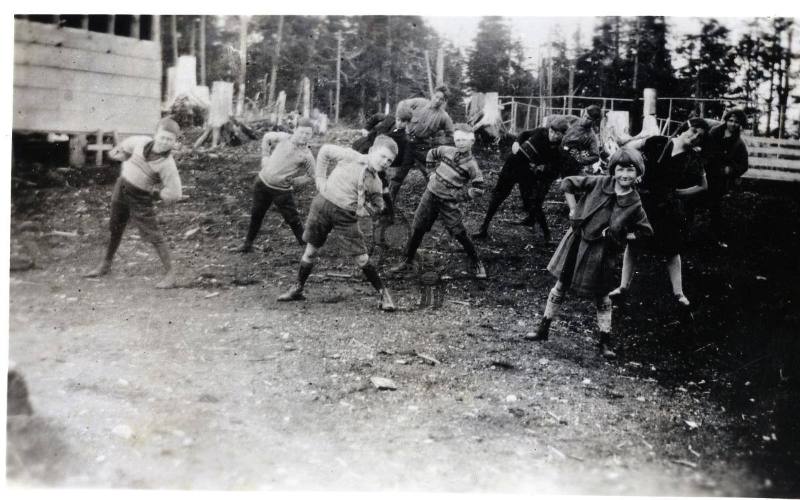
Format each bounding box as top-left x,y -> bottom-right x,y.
238,118 -> 316,253
560,105 -> 603,176
473,116 -> 570,241
527,148 -> 653,358
390,124 -> 487,279
83,117 -> 183,288
277,135 -> 398,311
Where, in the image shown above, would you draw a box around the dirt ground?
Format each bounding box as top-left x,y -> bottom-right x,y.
7,129 -> 800,495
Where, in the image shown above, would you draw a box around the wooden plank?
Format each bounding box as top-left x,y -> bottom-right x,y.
747,157 -> 800,171
14,65 -> 160,99
743,169 -> 800,182
13,88 -> 160,135
15,19 -> 160,61
747,146 -> 800,158
15,43 -> 161,79
743,136 -> 800,148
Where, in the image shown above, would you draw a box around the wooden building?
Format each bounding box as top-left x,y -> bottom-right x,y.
13,15 -> 163,165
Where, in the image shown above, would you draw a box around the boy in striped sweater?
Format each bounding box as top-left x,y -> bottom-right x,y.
83,118 -> 183,288
238,118 -> 316,252
390,124 -> 487,278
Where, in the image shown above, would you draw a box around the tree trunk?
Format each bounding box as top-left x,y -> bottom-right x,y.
267,16 -> 284,109
335,31 -> 342,124
189,18 -> 196,56
199,15 -> 206,86
170,15 -> 178,64
236,16 -> 248,117
778,29 -> 792,138
424,50 -> 434,97
436,47 -> 444,87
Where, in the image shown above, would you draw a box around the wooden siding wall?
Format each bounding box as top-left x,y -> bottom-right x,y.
13,19 -> 162,136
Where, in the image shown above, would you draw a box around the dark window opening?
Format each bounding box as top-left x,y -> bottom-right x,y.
139,15 -> 153,41
27,15 -> 59,24
59,15 -> 85,29
87,15 -> 112,33
114,15 -> 134,37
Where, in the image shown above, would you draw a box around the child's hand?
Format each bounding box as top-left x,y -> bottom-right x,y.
511,142 -> 520,155
626,232 -> 637,240
467,187 -> 484,199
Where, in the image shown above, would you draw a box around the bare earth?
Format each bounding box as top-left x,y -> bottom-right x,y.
7,132 -> 798,495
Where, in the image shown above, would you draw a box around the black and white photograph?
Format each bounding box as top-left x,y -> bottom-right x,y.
5,3 -> 800,496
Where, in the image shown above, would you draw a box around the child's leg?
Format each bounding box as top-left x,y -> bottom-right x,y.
610,245 -> 636,297
525,281 -> 565,341
242,179 -> 274,251
278,243 -> 318,301
475,160 -> 517,235
153,241 -> 176,289
544,281 -> 566,320
274,191 -> 305,246
356,253 -> 395,311
85,182 -> 129,277
595,294 -> 616,358
667,253 -> 690,305
394,190 -> 436,268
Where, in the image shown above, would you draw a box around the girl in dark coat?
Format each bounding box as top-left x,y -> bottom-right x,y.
527,148 -> 653,358
609,118 -> 710,307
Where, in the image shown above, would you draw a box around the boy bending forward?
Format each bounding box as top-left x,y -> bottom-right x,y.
277,135 -> 398,311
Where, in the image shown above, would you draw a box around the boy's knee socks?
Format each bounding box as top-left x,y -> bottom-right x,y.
543,287 -> 564,320
454,232 -> 478,261
405,229 -> 425,262
596,298 -> 612,333
297,261 -> 314,288
360,262 -> 384,291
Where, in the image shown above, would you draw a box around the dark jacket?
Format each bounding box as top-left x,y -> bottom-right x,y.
515,127 -> 562,180
702,123 -> 749,179
547,175 -> 652,296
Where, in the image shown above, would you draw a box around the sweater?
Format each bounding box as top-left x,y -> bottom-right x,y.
259,132 -> 316,191
315,145 -> 384,215
426,146 -> 484,201
111,136 -> 181,202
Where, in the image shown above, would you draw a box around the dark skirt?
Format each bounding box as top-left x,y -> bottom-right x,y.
632,194 -> 685,256
547,227 -> 617,298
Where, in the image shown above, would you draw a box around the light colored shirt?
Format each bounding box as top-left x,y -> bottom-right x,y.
259,132 -> 316,191
315,145 -> 384,215
405,100 -> 454,141
110,136 -> 181,202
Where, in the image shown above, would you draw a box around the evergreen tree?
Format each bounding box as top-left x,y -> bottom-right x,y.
466,17 -> 515,93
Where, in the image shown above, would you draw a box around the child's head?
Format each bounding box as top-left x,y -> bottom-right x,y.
431,85 -> 449,109
607,147 -> 645,187
396,108 -> 413,127
680,118 -> 710,147
153,117 -> 180,153
547,116 -> 570,143
368,135 -> 398,171
292,118 -> 314,145
722,108 -> 746,133
453,123 -> 475,152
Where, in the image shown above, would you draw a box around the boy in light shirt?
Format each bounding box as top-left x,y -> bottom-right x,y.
84,118 -> 183,288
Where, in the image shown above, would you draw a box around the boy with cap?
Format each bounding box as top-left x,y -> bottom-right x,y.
390,124 -> 487,278
237,118 -> 316,253
83,117 -> 183,288
560,104 -> 603,177
390,86 -> 455,202
277,135 -> 399,311
473,116 -> 570,241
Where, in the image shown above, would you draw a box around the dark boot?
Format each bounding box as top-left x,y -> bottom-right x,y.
525,317 -> 551,341
598,332 -> 617,359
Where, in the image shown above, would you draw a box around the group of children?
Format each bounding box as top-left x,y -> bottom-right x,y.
83,101 -> 748,359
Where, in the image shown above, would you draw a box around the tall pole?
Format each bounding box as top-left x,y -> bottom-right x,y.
632,17 -> 641,90
170,15 -> 178,64
335,31 -> 342,124
236,15 -> 248,117
435,47 -> 445,87
268,16 -> 284,108
424,50 -> 434,97
199,15 -> 206,86
189,18 -> 196,56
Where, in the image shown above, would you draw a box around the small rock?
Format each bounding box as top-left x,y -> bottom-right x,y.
370,376 -> 398,390
112,424 -> 134,439
505,394 -> 518,403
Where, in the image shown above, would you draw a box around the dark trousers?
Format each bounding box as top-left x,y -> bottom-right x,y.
480,156 -> 554,237
245,178 -> 304,245
104,177 -> 167,263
